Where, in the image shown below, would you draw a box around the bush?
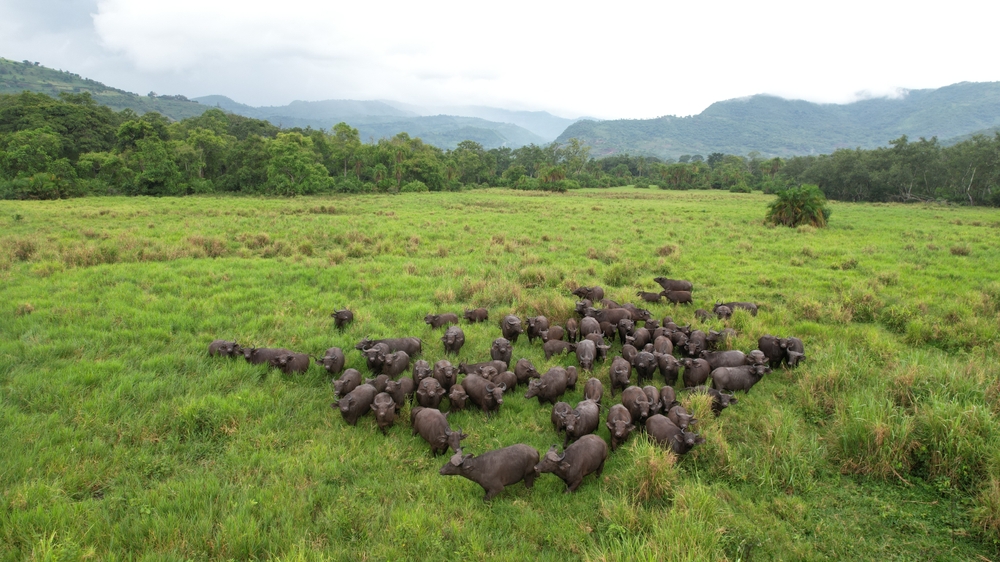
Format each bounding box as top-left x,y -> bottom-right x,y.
766,184 -> 832,228
334,177 -> 364,193
401,180 -> 428,193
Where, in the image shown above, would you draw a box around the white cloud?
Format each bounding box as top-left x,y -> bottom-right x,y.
6,0 -> 1000,119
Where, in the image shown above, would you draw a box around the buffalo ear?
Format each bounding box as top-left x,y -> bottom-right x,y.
498,382 -> 506,392
370,404 -> 378,412
558,462 -> 571,472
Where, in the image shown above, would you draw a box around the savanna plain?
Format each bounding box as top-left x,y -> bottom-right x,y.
1,188 -> 999,561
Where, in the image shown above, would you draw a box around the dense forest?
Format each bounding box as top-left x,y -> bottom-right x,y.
2,91 -> 999,206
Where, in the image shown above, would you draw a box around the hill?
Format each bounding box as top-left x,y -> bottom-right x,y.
194,95 -> 549,149
0,57 -> 212,121
557,82 -> 1000,159
380,102 -> 583,141
0,58 -> 551,150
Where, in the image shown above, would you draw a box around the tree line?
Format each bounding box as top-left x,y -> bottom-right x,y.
2,91 -> 998,206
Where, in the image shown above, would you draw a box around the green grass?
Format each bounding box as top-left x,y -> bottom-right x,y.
1,188 -> 1000,559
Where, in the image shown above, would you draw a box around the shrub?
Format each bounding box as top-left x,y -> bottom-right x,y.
400,180 -> 428,193
973,477 -> 1000,545
766,184 -> 831,228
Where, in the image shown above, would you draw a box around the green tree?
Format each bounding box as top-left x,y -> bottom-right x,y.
123,137 -> 183,196
0,127 -> 62,179
331,122 -> 361,178
265,132 -> 331,196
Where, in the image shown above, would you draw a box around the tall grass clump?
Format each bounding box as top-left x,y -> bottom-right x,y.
831,394 -> 917,479
766,184 -> 831,228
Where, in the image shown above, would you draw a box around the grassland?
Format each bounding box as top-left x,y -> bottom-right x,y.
1,188 -> 999,560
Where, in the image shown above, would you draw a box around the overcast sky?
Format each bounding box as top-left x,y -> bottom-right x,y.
2,0 -> 998,119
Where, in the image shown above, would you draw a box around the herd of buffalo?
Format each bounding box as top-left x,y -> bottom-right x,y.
208,277 -> 806,501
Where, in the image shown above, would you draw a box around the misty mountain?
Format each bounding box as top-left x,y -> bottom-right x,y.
0,57 -> 557,151
192,95 -> 548,149
557,81 -> 1000,159
193,95 -> 417,121
379,102 -> 584,141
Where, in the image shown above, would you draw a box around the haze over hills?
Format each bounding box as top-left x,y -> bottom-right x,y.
5,56 -> 1000,158
558,81 -> 1000,159
191,95 -> 551,148
0,57 -> 559,150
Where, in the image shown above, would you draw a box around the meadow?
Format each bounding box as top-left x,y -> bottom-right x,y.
1,187 -> 999,560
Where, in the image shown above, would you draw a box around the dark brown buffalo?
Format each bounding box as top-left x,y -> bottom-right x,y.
609,356 -> 632,397
425,313 -> 460,329
270,352 -> 311,375
524,367 -> 569,405
534,435 -> 608,493
318,347 -> 345,376
355,337 -> 422,357
448,385 -> 468,411
543,340 -> 575,360
621,386 -> 650,424
381,351 -> 411,379
412,359 -> 432,386
653,277 -> 693,292
243,347 -> 292,365
565,318 -> 579,342
459,360 -> 508,376
333,368 -> 362,398
637,291 -> 663,303
208,340 -> 241,357
331,308 -> 354,329
663,291 -> 693,305
440,445 -> 539,501
646,414 -> 704,455
441,326 -> 465,355
463,308 -> 489,323
584,378 -> 604,404
433,359 -> 458,390
411,407 -> 466,456
335,383 -> 377,426
514,358 -> 540,385
371,392 -> 397,434
491,338 -> 513,365
384,377 -> 414,411
714,301 -> 758,317
540,325 -> 565,343
500,315 -> 523,343
682,358 -> 712,387
526,316 -> 549,344
416,377 -> 447,409
606,404 -> 635,451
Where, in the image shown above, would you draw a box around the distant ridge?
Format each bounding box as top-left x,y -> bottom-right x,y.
191,95 -> 549,149
557,81 -> 1000,159
0,57 -> 211,120
0,57 -> 555,150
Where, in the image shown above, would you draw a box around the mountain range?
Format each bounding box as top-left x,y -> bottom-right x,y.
0,57 -> 579,149
4,56 -> 1000,158
557,82 -> 1000,159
